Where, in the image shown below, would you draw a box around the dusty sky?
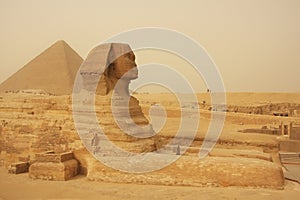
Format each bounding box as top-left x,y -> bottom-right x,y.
0,0 -> 299,92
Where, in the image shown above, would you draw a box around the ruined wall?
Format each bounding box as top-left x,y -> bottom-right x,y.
0,91 -> 155,166
290,126 -> 300,140
0,92 -> 81,166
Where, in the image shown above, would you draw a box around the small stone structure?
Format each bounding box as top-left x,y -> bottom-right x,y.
239,126 -> 281,135
239,122 -> 300,139
279,122 -> 300,152
8,161 -> 29,174
278,122 -> 300,140
29,151 -> 79,181
207,103 -> 300,116
279,140 -> 300,152
278,122 -> 291,137
290,122 -> 300,140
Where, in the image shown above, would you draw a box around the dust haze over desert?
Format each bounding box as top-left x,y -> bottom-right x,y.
0,0 -> 300,200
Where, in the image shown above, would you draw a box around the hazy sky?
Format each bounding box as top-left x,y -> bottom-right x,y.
0,0 -> 299,92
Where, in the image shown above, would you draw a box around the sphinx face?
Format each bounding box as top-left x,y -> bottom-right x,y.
111,51 -> 138,80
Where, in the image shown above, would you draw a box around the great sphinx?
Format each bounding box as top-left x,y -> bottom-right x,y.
75,43 -> 158,155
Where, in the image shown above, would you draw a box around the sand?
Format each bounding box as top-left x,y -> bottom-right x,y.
1,92 -> 300,199
1,168 -> 299,200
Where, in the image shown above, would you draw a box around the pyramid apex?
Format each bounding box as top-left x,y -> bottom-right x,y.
53,40 -> 69,46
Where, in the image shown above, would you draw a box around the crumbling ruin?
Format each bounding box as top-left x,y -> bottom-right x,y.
200,102 -> 300,117
29,151 -> 79,181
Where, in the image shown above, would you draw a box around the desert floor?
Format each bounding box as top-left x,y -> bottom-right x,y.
0,168 -> 299,200
1,92 -> 300,199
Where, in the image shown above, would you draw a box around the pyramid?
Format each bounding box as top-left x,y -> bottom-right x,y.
0,40 -> 83,95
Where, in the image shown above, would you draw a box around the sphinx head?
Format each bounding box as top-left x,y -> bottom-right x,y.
108,45 -> 138,81
80,43 -> 138,95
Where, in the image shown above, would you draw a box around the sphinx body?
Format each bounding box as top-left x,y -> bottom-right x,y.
77,43 -> 158,154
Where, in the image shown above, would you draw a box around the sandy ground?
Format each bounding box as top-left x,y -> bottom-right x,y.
0,168 -> 299,200
135,93 -> 300,106
1,92 -> 300,199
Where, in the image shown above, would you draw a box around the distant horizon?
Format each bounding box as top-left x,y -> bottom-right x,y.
1,88 -> 300,95
1,1 -> 299,93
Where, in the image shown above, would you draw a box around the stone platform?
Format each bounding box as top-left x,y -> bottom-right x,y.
29,151 -> 79,181
74,148 -> 284,189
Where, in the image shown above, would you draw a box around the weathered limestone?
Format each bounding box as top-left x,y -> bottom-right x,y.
75,43 -> 157,154
0,91 -> 286,188
29,151 -> 79,181
74,149 -> 284,189
35,151 -> 75,163
0,92 -> 82,167
8,161 -> 29,174
0,89 -> 156,166
80,43 -> 136,95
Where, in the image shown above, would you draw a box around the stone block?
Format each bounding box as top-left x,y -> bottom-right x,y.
279,140 -> 300,152
290,127 -> 300,140
29,159 -> 79,181
8,161 -> 29,174
35,151 -> 74,163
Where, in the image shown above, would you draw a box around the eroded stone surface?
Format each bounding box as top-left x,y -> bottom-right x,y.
8,161 -> 29,174
74,149 -> 284,189
75,43 -> 157,154
29,159 -> 79,181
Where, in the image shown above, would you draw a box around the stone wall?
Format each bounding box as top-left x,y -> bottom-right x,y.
0,92 -> 80,166
290,126 -> 300,140
0,91 -> 156,166
74,149 -> 284,189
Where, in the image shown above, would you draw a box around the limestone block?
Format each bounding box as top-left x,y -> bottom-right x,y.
279,140 -> 300,152
8,161 -> 29,174
35,151 -> 74,163
29,159 -> 79,181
